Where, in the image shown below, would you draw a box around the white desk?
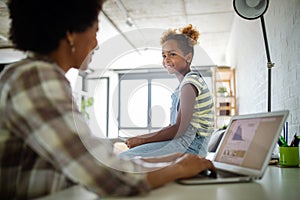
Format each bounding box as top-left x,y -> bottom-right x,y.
37,166 -> 299,200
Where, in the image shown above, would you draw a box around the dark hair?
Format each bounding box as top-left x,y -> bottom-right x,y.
160,24 -> 200,57
8,0 -> 104,54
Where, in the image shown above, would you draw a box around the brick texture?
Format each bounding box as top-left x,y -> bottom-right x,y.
227,0 -> 300,141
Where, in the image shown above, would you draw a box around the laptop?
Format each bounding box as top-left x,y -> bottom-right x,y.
177,110 -> 289,185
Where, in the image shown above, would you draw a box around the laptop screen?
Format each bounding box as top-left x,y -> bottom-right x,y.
214,111 -> 288,171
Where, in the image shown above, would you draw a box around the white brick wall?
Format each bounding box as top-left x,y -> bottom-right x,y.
226,0 -> 300,142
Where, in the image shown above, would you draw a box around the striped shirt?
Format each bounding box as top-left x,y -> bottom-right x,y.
0,58 -> 150,199
179,71 -> 214,136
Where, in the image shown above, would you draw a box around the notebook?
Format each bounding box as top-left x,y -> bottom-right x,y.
177,110 -> 289,185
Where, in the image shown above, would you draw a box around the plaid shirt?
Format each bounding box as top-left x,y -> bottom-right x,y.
0,57 -> 150,199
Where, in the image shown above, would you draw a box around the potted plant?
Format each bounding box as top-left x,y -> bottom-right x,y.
217,87 -> 228,97
81,97 -> 94,120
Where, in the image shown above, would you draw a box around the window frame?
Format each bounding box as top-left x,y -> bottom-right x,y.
118,71 -> 177,136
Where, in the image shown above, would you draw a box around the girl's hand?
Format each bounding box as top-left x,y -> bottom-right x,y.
125,137 -> 145,148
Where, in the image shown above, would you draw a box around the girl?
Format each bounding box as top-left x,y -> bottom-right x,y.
120,24 -> 214,159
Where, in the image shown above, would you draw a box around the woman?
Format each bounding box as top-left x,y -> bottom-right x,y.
0,0 -> 215,199
120,24 -> 214,159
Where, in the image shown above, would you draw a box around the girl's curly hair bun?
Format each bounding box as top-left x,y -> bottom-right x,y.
179,24 -> 199,46
160,24 -> 200,56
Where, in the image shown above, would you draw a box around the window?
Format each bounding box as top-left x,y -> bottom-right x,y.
118,71 -> 178,137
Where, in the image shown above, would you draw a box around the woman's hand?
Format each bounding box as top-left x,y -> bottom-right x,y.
174,154 -> 216,179
146,153 -> 216,189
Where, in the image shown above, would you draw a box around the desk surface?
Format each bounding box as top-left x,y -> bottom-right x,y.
37,166 -> 299,200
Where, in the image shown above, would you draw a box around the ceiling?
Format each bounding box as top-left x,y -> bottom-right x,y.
0,0 -> 235,65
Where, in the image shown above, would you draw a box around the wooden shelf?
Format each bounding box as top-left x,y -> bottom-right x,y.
213,67 -> 237,129
216,106 -> 235,110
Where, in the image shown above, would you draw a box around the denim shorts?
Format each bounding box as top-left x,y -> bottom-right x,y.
118,125 -> 210,159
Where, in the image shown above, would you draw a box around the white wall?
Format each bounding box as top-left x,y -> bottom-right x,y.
227,0 -> 300,142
